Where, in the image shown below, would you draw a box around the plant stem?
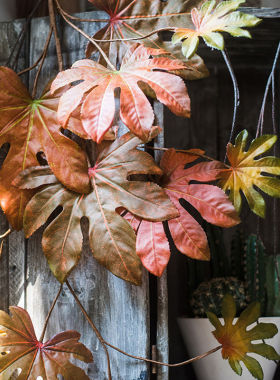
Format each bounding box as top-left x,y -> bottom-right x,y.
146,146 -> 231,168
32,27 -> 53,98
18,52 -> 45,76
256,41 -> 280,138
39,283 -> 63,342
66,280 -> 112,380
48,0 -> 64,72
86,27 -> 176,43
221,49 -> 240,148
0,229 -> 11,239
55,0 -> 116,71
54,7 -> 108,23
67,279 -> 222,368
6,0 -> 45,69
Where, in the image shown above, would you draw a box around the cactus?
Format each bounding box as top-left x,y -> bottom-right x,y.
243,235 -> 266,314
190,277 -> 247,317
186,227 -> 280,317
265,255 -> 280,316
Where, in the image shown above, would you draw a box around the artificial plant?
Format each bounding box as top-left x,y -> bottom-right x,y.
0,0 -> 279,379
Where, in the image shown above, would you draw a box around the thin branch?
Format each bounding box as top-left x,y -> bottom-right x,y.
55,0 -> 116,70
48,0 -> 64,72
66,280 -> 112,380
85,27 -> 176,43
18,51 -> 45,76
0,229 -> 11,257
106,342 -> 222,368
256,41 -> 280,138
39,284 -> 63,342
54,7 -> 108,23
146,146 -> 231,168
221,49 -> 240,150
6,0 -> 45,68
0,229 -> 11,239
67,279 -> 222,368
32,27 -> 53,98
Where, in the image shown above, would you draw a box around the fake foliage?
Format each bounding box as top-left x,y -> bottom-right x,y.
0,0 -> 279,378
0,306 -> 93,379
208,295 -> 280,380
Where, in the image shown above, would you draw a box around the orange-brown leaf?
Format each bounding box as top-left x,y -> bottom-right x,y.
0,67 -> 90,230
20,134 -> 179,284
0,306 -> 93,379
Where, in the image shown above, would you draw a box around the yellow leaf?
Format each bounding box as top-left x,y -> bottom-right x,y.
172,0 -> 261,58
218,130 -> 280,217
207,294 -> 280,379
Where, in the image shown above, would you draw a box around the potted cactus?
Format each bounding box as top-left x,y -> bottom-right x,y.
178,229 -> 280,380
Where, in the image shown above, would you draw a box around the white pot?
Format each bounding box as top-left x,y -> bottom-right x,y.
0,0 -> 16,22
178,317 -> 280,380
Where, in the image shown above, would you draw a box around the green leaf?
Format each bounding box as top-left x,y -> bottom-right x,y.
207,295 -> 280,379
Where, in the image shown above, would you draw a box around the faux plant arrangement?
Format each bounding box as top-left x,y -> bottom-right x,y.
0,0 -> 280,379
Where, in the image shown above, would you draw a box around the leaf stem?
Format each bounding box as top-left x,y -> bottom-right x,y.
32,27 -> 53,98
85,27 -> 176,43
256,41 -> 280,138
54,0 -> 116,70
221,49 -> 240,149
53,7 -> 109,23
18,52 -> 45,76
48,0 -> 64,72
146,146 -> 231,168
66,280 -> 112,380
67,279 -> 222,368
39,283 -> 63,342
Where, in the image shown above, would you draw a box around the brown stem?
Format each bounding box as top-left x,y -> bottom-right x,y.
55,0 -> 116,70
32,27 -> 53,98
0,229 -> 11,239
79,27 -> 176,43
67,279 -> 222,368
48,0 -> 64,72
106,341 -> 222,368
18,52 -> 45,76
146,146 -> 231,168
55,7 -> 108,23
66,280 -> 112,380
39,283 -> 63,342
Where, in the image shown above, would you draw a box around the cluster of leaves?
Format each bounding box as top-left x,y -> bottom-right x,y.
0,0 -> 279,378
208,294 -> 280,380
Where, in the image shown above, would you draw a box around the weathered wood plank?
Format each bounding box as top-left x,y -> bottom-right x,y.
0,18 -> 29,313
25,12 -> 152,380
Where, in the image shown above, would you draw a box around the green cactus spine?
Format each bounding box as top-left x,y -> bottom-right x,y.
265,255 -> 280,316
244,235 -> 266,314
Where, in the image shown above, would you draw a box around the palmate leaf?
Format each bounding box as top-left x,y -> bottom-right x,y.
0,306 -> 93,380
172,0 -> 261,58
86,0 -> 208,79
0,67 -> 90,230
207,294 -> 280,380
51,44 -> 191,144
125,149 -> 240,276
214,130 -> 280,218
16,133 -> 179,285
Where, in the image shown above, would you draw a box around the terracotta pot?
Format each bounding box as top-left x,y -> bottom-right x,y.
178,317 -> 280,380
0,0 -> 16,22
